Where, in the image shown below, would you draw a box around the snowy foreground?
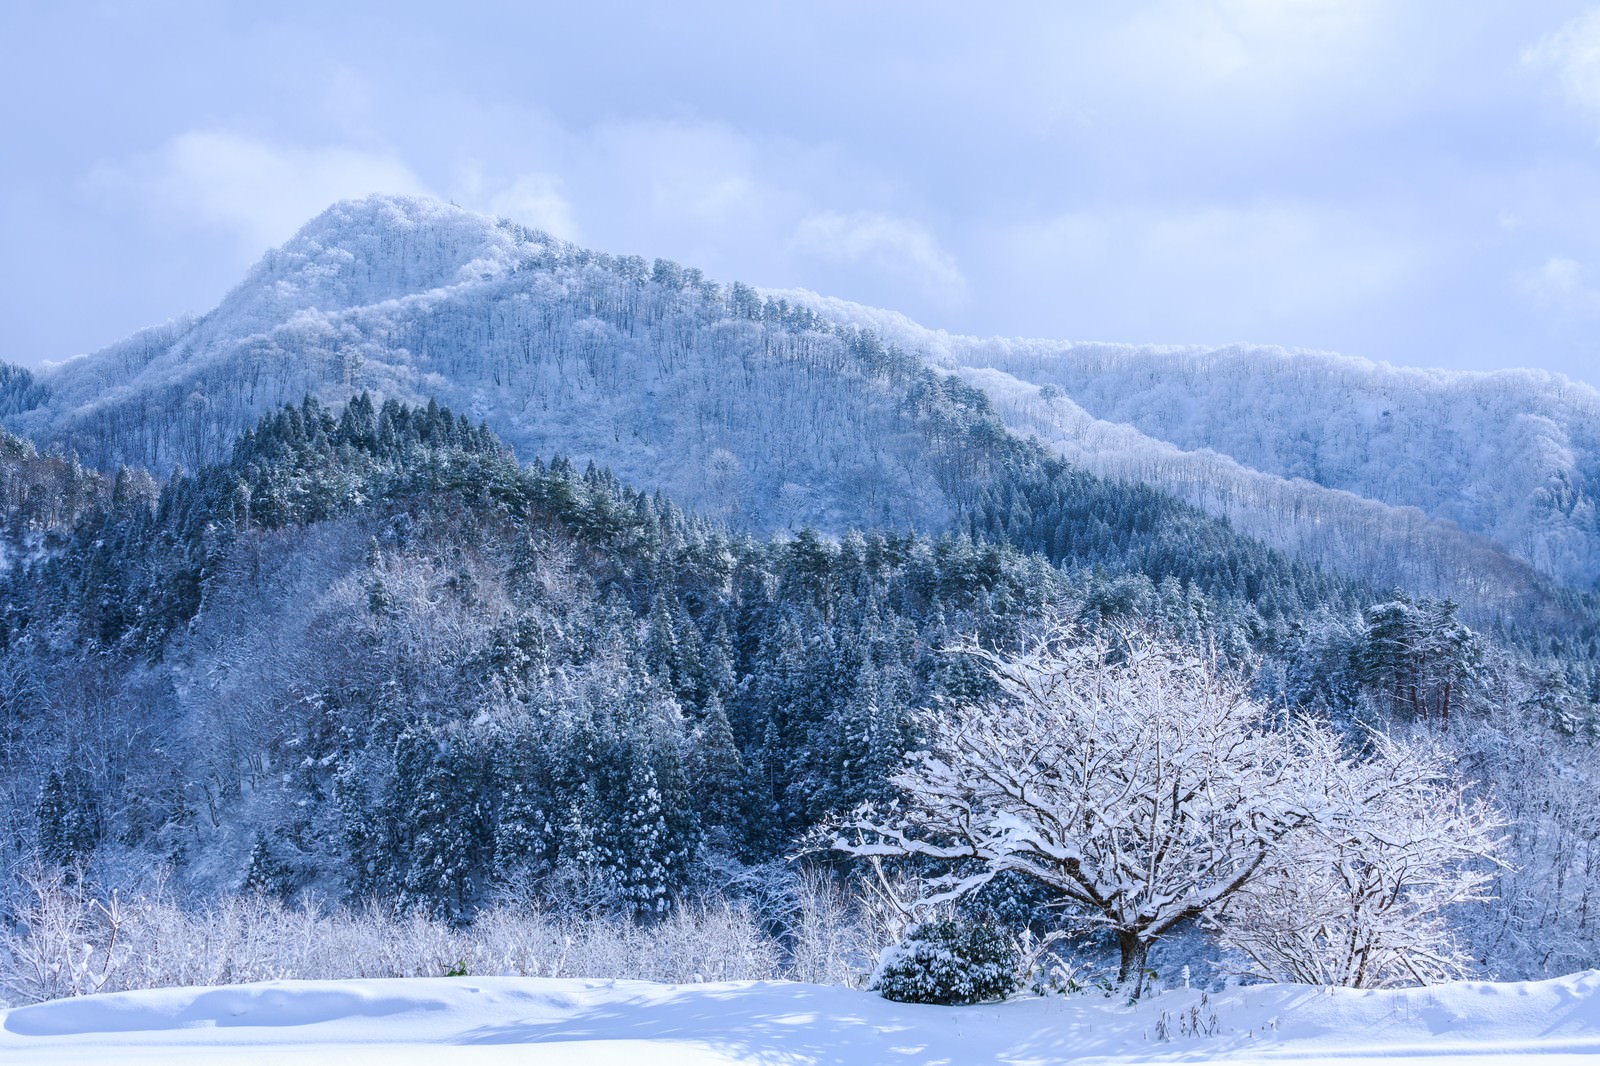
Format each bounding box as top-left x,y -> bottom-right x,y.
3,972 -> 1599,1065
3,973 -> 1600,1062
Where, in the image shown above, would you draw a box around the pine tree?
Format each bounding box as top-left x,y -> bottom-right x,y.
396,727 -> 487,920
491,719 -> 559,883
243,832 -> 294,898
35,766 -> 98,870
686,695 -> 745,842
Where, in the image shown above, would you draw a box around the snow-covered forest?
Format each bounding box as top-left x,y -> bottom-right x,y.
789,290 -> 1600,623
1,197 -> 1599,1012
977,342 -> 1600,588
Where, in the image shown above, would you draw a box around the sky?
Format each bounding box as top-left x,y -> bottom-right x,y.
4,1 -> 1600,389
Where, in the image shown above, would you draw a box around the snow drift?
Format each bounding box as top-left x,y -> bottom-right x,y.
4,971 -> 1600,1064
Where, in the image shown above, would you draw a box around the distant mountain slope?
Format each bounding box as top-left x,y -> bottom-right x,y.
979,343 -> 1600,590
3,197 -> 1403,645
777,291 -> 1600,598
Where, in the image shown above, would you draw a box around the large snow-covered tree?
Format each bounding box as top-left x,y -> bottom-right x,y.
1354,595 -> 1481,726
834,625 -> 1321,992
834,623 -> 1504,993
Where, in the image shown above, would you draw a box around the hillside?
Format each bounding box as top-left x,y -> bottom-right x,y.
782,291 -> 1600,606
4,196 -> 975,535
1,397 -> 1597,980
5,196 -> 1593,628
2,199 -> 1600,986
981,344 -> 1600,586
0,397 -> 1375,913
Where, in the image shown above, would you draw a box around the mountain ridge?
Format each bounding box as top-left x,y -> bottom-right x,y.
4,194 -> 1596,616
3,217 -> 1600,976
772,285 -> 1600,593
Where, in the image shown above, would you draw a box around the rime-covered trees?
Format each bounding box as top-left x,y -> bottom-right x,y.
1213,730 -> 1502,987
0,391 -> 1578,979
965,339 -> 1600,595
1354,594 -> 1481,725
836,626 -> 1321,993
834,625 -> 1501,994
34,767 -> 98,870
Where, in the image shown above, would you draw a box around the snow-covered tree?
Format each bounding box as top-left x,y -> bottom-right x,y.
834,623 -> 1504,993
34,766 -> 99,871
1212,729 -> 1502,987
1354,595 -> 1481,726
834,624 -> 1320,994
242,832 -> 294,899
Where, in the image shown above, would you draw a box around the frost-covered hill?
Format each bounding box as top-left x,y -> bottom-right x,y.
776,291 -> 1600,602
4,196 -> 987,536
6,194 -> 1597,610
977,343 -> 1600,590
5,202 -> 1600,1008
4,973 -> 1599,1064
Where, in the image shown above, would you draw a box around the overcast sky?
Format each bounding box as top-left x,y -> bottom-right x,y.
4,1 -> 1600,388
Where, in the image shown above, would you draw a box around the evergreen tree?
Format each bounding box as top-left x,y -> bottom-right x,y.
686,695 -> 745,844
34,766 -> 98,870
242,832 -> 294,898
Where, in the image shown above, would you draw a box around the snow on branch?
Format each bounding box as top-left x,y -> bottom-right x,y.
833,618 -> 1504,993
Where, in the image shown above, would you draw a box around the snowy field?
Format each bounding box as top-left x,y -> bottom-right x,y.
3,971 -> 1599,1065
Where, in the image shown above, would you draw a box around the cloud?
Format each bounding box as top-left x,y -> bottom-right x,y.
791,211 -> 967,304
1067,0 -> 1385,122
1114,0 -> 1380,83
589,119 -> 776,231
90,131 -> 432,251
1524,9 -> 1600,116
1520,256 -> 1600,310
990,202 -> 1419,341
487,173 -> 580,241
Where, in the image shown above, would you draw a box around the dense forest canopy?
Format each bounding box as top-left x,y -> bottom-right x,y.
0,394 -> 1596,982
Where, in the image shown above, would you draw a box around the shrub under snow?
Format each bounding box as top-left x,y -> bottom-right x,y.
872,919 -> 1019,1005
0,873 -> 791,1006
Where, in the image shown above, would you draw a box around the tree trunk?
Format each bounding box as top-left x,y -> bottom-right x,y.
1116,929 -> 1150,998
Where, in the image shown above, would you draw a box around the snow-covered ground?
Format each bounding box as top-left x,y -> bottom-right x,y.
3,972 -> 1598,1065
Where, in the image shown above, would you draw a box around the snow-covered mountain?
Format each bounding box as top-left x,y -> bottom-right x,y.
6,196 -> 1600,994
6,194 -> 1597,607
981,342 -> 1600,590
783,292 -> 1600,597
5,197 -> 993,536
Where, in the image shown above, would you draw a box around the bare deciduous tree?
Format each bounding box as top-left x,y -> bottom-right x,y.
835,623 -> 1502,995
1215,729 -> 1503,988
834,625 -> 1318,995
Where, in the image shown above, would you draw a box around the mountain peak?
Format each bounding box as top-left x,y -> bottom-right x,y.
216,196 -> 548,328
